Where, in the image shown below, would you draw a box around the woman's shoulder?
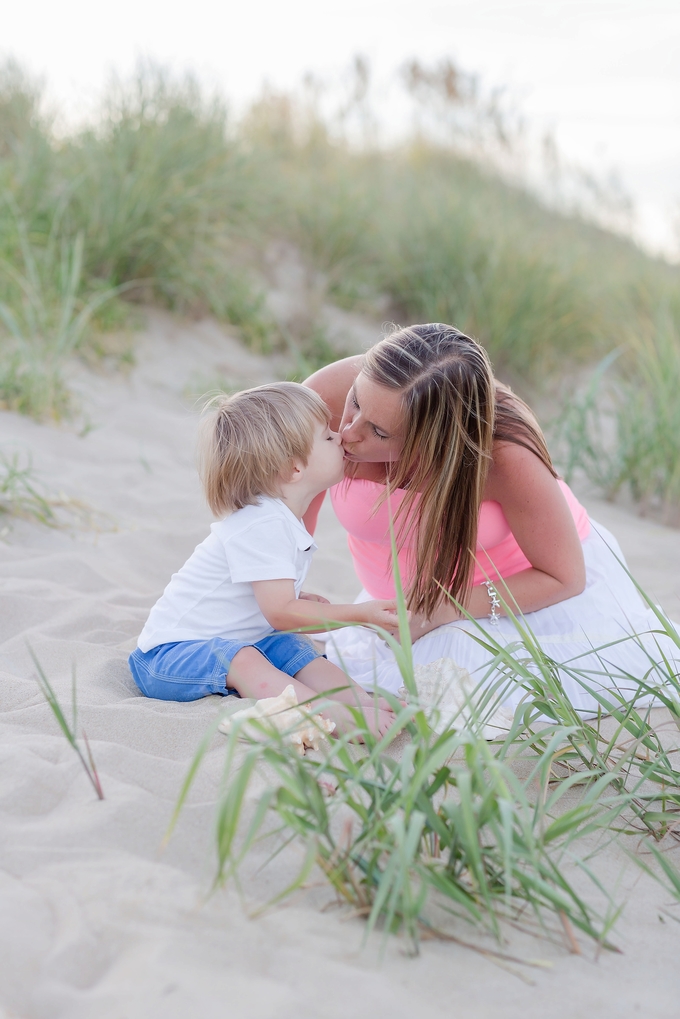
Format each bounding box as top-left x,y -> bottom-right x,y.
304,356 -> 364,423
486,439 -> 556,500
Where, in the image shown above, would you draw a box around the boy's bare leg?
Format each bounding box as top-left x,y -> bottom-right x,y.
295,657 -> 393,711
295,658 -> 395,739
228,648 -> 393,740
228,647 -> 325,705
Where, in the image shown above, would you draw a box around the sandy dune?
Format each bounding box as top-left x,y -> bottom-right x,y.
2,311 -> 679,1018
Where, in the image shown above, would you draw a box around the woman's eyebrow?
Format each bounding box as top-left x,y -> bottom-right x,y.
352,384 -> 392,436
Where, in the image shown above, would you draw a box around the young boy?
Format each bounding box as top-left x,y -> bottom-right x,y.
128,382 -> 399,736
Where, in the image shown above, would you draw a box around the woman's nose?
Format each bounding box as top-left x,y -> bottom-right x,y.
342,408 -> 361,434
342,418 -> 360,442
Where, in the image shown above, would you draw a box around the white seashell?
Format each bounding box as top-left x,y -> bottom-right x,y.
218,684 -> 336,753
407,659 -> 515,738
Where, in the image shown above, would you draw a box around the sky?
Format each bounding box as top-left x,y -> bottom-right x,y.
3,0 -> 679,257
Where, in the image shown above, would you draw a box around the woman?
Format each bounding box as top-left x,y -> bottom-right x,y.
304,322 -> 677,718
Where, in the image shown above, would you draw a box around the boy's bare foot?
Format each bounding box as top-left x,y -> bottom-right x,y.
362,706 -> 396,740
335,687 -> 395,714
320,701 -> 395,743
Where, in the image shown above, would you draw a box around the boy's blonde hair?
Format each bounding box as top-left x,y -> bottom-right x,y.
199,381 -> 331,516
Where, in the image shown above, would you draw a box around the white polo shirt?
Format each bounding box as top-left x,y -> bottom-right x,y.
137,497 -> 317,652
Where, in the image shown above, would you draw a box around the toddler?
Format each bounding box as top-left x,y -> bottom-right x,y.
128,382 -> 399,737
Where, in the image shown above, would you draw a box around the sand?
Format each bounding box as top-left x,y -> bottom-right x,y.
2,310 -> 680,1019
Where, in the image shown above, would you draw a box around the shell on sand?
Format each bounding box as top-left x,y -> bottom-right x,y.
218,684 -> 336,755
408,658 -> 515,738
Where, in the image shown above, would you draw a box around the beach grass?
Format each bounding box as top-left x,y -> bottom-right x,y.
170,620 -> 680,956
0,197 -> 139,418
28,647 -> 104,800
552,311 -> 680,520
0,449 -> 57,524
0,447 -> 116,531
1,62 -> 679,447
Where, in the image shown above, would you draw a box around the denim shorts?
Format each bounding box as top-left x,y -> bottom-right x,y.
128,633 -> 323,702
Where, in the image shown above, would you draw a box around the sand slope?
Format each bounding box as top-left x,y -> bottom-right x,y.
2,311 -> 680,1018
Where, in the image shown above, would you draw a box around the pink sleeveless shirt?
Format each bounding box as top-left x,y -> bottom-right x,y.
330,478 -> 590,600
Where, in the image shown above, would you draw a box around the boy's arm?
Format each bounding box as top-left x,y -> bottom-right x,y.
299,591 -> 330,604
252,579 -> 401,632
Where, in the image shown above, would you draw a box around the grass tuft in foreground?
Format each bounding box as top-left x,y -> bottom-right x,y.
168,646 -> 623,956
168,538 -> 680,957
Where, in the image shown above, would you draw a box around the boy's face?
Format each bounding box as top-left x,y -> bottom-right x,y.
302,420 -> 345,493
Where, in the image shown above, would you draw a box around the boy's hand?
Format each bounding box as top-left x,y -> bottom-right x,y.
299,592 -> 330,604
357,599 -> 407,631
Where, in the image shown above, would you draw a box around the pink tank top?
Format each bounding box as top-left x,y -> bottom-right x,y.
330,478 -> 590,599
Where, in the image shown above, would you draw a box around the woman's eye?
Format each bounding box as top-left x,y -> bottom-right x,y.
351,391 -> 387,439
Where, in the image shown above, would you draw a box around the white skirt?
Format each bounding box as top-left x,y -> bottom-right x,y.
323,522 -> 680,719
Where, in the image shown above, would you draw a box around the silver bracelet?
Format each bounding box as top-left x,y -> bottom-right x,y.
484,580 -> 501,625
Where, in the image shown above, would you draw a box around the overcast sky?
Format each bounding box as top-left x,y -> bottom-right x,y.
3,0 -> 679,256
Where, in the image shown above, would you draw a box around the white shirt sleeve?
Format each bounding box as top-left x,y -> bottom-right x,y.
222,515 -> 304,584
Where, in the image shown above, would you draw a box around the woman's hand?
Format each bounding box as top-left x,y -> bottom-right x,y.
299,592 -> 331,604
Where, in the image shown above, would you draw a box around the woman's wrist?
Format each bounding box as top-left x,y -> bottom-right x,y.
410,601 -> 461,639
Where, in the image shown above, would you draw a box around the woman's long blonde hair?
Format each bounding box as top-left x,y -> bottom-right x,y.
364,323 -> 556,617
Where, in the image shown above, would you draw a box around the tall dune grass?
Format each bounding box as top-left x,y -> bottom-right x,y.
243,101 -> 678,379
0,198 -> 134,418
553,315 -> 680,521
63,70 -> 258,305
1,58 -> 679,511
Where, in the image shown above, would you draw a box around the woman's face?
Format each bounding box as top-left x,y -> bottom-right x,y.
339,371 -> 405,464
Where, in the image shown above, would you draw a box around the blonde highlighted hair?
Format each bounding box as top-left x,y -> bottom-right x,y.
199,382 -> 330,516
364,323 -> 557,618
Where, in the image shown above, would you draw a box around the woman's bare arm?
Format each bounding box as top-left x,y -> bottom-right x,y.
410,442 -> 586,637
303,356 -> 363,429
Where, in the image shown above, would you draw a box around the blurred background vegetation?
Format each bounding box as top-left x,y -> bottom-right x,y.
1,57 -> 679,518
